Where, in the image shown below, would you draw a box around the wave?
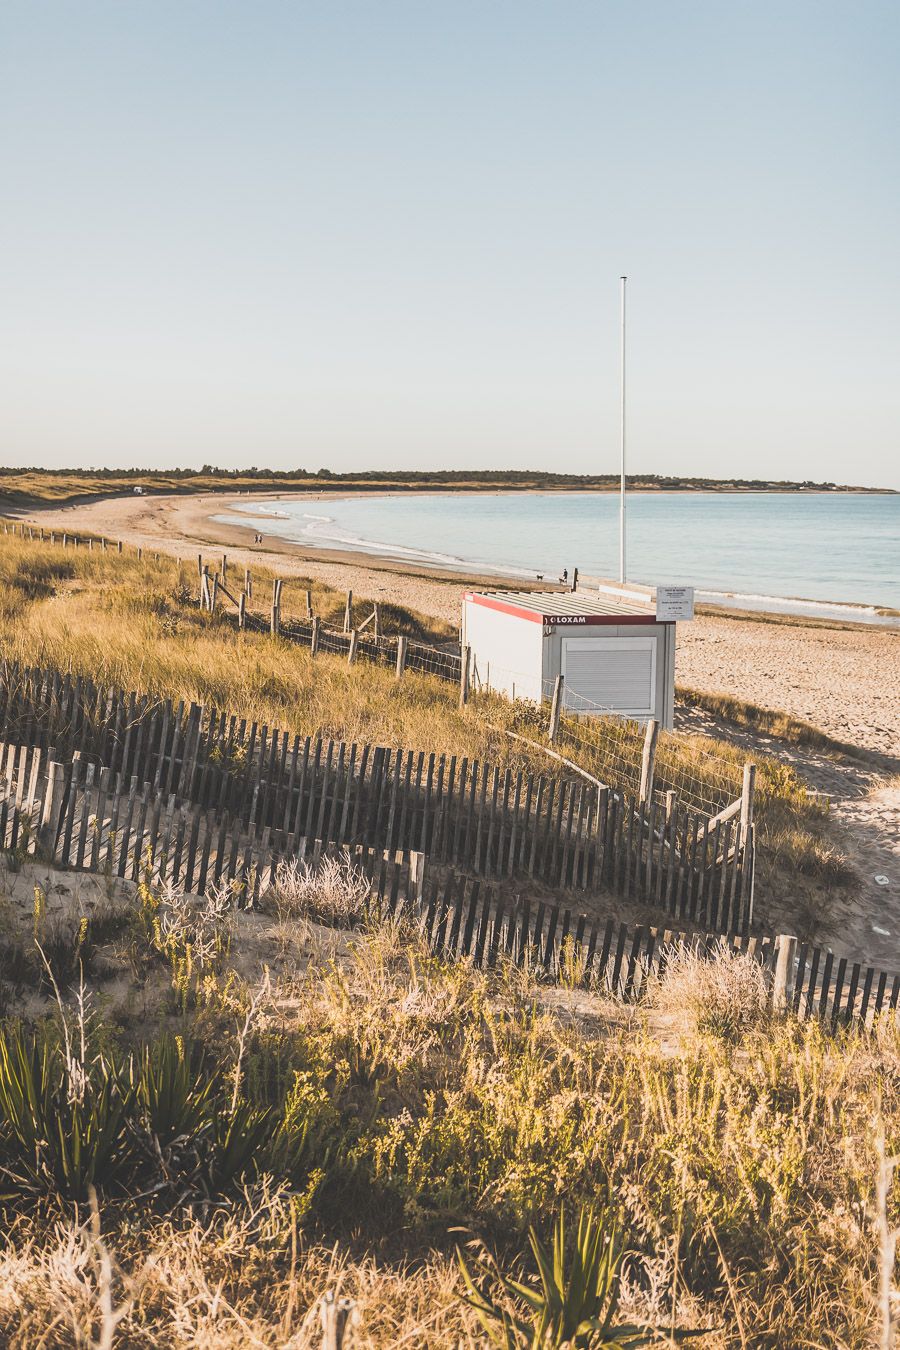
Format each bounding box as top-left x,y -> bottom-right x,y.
302,522 -> 520,572
698,588 -> 883,618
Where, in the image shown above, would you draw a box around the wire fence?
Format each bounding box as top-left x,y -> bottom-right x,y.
467,661 -> 745,819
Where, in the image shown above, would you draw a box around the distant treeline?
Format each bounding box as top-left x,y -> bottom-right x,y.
0,466 -> 878,491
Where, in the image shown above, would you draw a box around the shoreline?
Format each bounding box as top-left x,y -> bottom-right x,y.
8,488 -> 899,762
216,489 -> 899,627
13,486 -> 899,628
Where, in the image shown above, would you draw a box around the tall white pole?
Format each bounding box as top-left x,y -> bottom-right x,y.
619,275 -> 627,584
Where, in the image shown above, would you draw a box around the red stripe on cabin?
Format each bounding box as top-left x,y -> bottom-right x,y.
463,593 -> 543,622
463,593 -> 671,626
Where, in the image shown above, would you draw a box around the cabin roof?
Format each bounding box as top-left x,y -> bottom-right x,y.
463,590 -> 665,625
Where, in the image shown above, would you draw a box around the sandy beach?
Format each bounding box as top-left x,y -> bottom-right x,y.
20,489 -> 900,751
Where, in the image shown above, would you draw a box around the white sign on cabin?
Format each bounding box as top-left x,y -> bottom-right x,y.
656,585 -> 695,621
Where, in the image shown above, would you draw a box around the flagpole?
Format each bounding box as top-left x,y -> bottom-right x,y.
619,275 -> 627,584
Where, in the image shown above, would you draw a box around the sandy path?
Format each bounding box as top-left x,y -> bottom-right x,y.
679,702 -> 900,964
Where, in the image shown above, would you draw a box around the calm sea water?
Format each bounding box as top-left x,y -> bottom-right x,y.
216,491 -> 900,620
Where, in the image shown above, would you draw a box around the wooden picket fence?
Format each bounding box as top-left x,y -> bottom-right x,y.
0,660 -> 755,932
1,749 -> 893,1030
409,869 -> 900,1027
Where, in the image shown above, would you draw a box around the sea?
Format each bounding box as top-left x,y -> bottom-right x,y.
215,490 -> 900,625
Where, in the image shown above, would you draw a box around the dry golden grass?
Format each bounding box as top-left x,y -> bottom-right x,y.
0,894 -> 897,1349
0,526 -> 856,910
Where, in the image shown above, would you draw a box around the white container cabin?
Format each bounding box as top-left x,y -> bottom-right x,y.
461,586 -> 677,728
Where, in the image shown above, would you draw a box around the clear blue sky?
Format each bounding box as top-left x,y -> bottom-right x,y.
2,1 -> 898,487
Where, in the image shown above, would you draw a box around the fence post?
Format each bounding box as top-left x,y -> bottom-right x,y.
245,567 -> 252,597
311,616 -> 321,656
665,788 -> 676,822
395,635 -> 408,681
304,588 -> 312,617
319,1291 -> 357,1350
459,645 -> 470,708
238,592 -> 246,630
373,603 -> 380,640
270,600 -> 280,636
347,630 -> 359,665
343,590 -> 352,633
410,850 -> 426,907
639,718 -> 659,804
548,674 -> 564,744
117,540 -> 122,553
210,575 -> 218,612
221,554 -> 227,583
571,566 -> 578,592
772,934 -> 797,1011
38,760 -> 66,859
740,762 -> 756,848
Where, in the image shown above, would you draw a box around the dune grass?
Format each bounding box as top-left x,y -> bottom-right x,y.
0,527 -> 856,914
0,528 -> 889,1346
0,870 -> 897,1348
678,684 -> 895,768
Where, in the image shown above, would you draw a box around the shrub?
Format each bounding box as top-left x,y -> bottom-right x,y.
647,941 -> 771,1041
0,1027 -> 134,1202
459,1204 -> 702,1348
271,853 -> 371,928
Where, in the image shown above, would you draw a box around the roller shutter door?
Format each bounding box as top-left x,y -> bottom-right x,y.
561,637 -> 656,717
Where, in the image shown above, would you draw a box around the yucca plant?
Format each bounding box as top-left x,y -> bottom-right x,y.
135,1035 -> 215,1153
0,1028 -> 133,1201
205,1097 -> 275,1193
459,1205 -> 705,1349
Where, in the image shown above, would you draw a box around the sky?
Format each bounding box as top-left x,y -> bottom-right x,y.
1,1 -> 899,487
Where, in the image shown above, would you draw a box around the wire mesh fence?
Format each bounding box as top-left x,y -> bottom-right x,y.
468,664 -> 746,819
